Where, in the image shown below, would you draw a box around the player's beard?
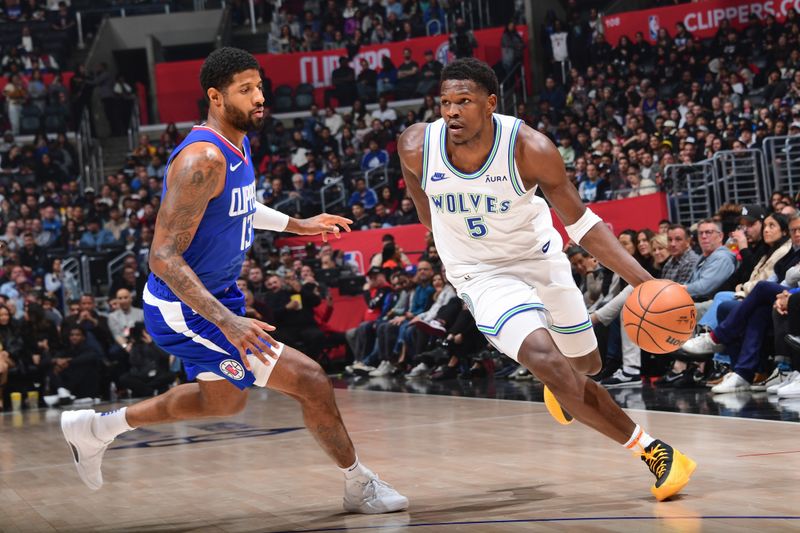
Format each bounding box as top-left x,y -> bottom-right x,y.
224,101 -> 264,132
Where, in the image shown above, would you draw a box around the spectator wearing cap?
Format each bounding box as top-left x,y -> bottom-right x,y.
725,205 -> 768,290
417,49 -> 443,96
79,217 -> 116,251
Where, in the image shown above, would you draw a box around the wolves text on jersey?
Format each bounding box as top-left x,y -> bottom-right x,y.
429,192 -> 512,215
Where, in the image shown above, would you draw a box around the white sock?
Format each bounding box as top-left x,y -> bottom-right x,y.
91,407 -> 134,443
339,456 -> 372,481
623,424 -> 655,449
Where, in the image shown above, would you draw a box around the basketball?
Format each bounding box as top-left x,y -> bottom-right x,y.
622,280 -> 697,354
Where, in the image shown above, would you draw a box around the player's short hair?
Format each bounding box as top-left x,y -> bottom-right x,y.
200,47 -> 260,95
440,57 -> 499,96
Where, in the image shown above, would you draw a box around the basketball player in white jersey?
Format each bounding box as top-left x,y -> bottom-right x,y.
398,58 -> 696,501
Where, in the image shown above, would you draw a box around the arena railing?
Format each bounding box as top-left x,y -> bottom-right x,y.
364,164 -> 389,192
127,98 -> 141,153
763,135 -> 800,198
498,62 -> 527,115
664,148 -> 770,226
664,160 -> 718,226
76,109 -> 104,195
321,177 -> 347,214
710,149 -> 769,208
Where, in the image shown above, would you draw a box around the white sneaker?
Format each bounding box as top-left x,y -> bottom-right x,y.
407,362 -> 430,378
343,472 -> 409,514
755,368 -> 788,392
352,361 -> 377,373
711,372 -> 750,394
61,410 -> 111,490
768,370 -> 800,394
512,367 -> 533,381
369,361 -> 394,377
777,377 -> 800,398
681,332 -> 723,355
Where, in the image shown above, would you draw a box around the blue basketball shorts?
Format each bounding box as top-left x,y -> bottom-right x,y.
143,282 -> 284,390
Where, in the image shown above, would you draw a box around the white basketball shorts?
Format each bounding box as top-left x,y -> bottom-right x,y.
452,253 -> 597,361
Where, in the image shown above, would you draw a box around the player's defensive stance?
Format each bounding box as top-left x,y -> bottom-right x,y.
397,58 -> 695,501
61,47 -> 407,515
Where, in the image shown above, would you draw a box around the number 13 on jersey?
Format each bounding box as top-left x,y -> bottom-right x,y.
465,216 -> 488,238
240,214 -> 254,250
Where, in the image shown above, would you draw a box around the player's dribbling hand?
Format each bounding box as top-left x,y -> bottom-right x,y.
301,214 -> 353,242
220,315 -> 278,371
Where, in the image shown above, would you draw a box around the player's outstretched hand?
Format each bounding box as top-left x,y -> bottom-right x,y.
297,213 -> 353,242
220,316 -> 279,371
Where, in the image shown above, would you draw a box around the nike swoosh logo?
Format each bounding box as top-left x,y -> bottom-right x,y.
542,240 -> 550,253
430,175 -> 447,182
230,161 -> 243,172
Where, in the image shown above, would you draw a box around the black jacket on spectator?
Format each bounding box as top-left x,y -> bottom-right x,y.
722,240 -> 768,292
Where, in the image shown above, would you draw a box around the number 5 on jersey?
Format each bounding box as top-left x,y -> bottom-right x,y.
465,216 -> 488,239
240,214 -> 254,250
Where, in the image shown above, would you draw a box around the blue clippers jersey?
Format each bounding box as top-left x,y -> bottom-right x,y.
148,125 -> 256,299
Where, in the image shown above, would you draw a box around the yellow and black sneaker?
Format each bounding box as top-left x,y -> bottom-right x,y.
639,440 -> 697,501
543,386 -> 574,425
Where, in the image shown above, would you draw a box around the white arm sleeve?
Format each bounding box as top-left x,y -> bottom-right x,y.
253,202 -> 290,232
565,207 -> 603,244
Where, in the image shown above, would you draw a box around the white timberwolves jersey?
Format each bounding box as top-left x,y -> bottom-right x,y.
422,113 -> 562,281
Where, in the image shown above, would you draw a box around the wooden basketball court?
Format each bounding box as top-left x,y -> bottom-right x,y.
2,387 -> 799,532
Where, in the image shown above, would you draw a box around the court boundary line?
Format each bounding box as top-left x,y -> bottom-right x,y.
275,515 -> 800,532
337,387 -> 800,425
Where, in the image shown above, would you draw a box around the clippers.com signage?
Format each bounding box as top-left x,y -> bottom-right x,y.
155,25 -> 528,123
602,0 -> 800,44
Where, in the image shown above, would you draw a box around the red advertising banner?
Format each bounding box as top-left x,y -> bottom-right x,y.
602,0 -> 800,45
276,193 -> 668,332
155,25 -> 529,123
276,193 -> 669,264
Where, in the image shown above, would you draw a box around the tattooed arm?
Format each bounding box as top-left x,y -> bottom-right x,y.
149,143 -> 278,367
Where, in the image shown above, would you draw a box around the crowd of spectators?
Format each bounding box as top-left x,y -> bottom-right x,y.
229,0 -> 480,55
536,8 -> 800,201
4,5 -> 800,410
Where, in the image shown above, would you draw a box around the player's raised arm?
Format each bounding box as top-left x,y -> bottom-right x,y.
251,202 -> 353,242
397,123 -> 431,230
149,142 -> 277,365
514,124 -> 654,287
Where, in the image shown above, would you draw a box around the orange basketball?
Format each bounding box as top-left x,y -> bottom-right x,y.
622,279 -> 696,354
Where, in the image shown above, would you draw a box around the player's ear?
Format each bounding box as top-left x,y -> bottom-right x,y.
486,93 -> 497,113
207,87 -> 222,107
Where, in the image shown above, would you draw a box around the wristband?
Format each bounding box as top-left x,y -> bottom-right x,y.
253,202 -> 290,232
565,207 -> 602,244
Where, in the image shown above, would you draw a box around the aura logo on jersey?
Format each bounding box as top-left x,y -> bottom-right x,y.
430,192 -> 512,215
485,175 -> 509,183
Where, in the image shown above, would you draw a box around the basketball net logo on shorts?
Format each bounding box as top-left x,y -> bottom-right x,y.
220,359 -> 245,380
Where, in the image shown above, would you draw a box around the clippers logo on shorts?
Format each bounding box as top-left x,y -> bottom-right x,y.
220,359 -> 245,380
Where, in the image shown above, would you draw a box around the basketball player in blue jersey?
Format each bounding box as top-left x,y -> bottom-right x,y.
60,48 -> 407,514
398,58 -> 696,502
